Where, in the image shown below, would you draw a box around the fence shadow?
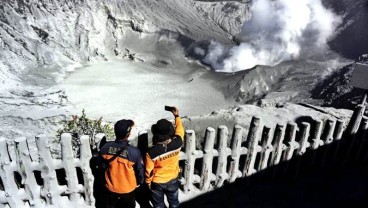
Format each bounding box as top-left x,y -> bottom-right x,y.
181,137 -> 368,208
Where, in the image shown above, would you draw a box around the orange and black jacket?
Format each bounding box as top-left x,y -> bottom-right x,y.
145,117 -> 185,185
100,140 -> 144,194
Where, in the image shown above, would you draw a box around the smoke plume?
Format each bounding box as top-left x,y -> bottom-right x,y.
199,0 -> 341,72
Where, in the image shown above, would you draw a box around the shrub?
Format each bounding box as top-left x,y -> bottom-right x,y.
56,109 -> 114,155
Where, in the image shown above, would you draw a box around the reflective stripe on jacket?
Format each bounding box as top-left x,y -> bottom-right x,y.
100,140 -> 144,194
145,117 -> 185,184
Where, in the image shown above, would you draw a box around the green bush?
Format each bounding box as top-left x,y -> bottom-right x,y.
56,109 -> 114,155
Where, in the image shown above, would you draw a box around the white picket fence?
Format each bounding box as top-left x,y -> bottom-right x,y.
0,100 -> 367,207
138,101 -> 368,193
0,135 -> 94,208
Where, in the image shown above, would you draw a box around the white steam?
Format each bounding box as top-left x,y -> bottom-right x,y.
200,0 -> 341,72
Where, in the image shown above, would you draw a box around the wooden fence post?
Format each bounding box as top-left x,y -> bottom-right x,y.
36,134 -> 62,206
333,120 -> 345,141
342,101 -> 366,165
346,104 -> 366,136
0,137 -> 23,207
311,120 -> 323,150
294,122 -> 311,179
200,127 -> 217,191
215,126 -> 231,187
258,126 -> 273,171
322,119 -> 336,145
26,137 -> 39,162
79,135 -> 95,206
61,133 -> 81,203
243,117 -> 262,177
183,130 -> 203,192
137,131 -> 149,155
321,119 -> 336,166
229,125 -> 244,182
283,123 -> 299,162
310,120 -> 323,166
270,124 -> 286,166
14,137 -> 42,207
332,120 -> 345,164
297,122 -> 311,156
355,118 -> 368,161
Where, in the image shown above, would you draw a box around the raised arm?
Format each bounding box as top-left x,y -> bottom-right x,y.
171,107 -> 184,140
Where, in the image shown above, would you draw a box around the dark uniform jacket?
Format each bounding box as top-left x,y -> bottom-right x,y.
100,140 -> 144,194
145,117 -> 185,185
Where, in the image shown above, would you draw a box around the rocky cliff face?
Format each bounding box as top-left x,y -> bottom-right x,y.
0,0 -> 249,84
0,0 -> 250,138
324,0 -> 368,59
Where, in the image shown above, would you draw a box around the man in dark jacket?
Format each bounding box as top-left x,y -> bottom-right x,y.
100,119 -> 144,208
145,107 -> 184,208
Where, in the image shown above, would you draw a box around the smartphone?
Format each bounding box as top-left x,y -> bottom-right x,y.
165,106 -> 175,112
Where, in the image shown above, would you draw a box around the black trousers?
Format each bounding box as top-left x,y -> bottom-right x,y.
104,190 -> 136,208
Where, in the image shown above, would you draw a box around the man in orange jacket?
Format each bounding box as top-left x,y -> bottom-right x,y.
145,107 -> 184,208
100,119 -> 144,208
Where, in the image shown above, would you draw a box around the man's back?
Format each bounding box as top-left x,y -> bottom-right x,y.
145,116 -> 184,184
100,140 -> 144,194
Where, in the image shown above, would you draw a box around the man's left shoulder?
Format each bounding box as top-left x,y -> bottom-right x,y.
126,145 -> 141,156
126,143 -> 139,150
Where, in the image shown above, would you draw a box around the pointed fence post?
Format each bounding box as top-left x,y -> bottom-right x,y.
0,137 -> 23,207
258,126 -> 273,171
80,135 -> 95,206
270,124 -> 286,166
243,117 -> 262,177
36,134 -> 62,205
200,127 -> 217,191
14,137 -> 42,207
229,125 -> 244,182
215,126 -> 232,187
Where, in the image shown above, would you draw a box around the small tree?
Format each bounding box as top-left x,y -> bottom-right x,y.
56,110 -> 114,155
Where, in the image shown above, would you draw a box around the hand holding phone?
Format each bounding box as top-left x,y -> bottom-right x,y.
165,106 -> 175,112
165,106 -> 179,117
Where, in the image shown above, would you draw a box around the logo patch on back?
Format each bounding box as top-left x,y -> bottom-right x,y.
120,149 -> 129,157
